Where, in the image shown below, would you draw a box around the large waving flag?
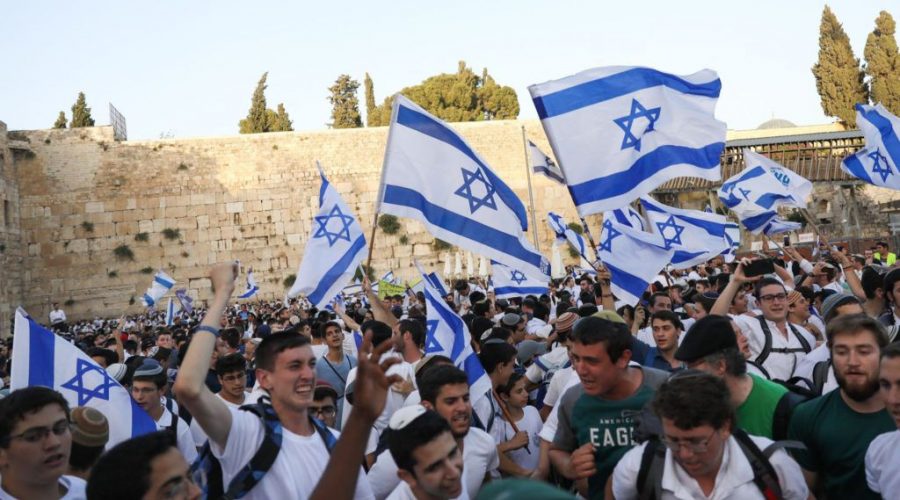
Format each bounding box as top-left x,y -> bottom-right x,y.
164,298 -> 176,326
608,205 -> 647,231
288,165 -> 368,309
547,212 -> 592,262
490,260 -> 549,299
174,288 -> 193,314
529,66 -> 726,215
141,271 -> 175,308
639,196 -> 730,269
378,95 -> 549,280
238,269 -> 260,299
528,140 -> 565,184
596,219 -> 674,306
11,309 -> 156,447
842,103 -> 900,189
421,277 -> 491,405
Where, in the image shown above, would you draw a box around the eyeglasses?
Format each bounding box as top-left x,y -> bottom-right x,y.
310,405 -> 337,418
759,293 -> 788,302
7,419 -> 70,444
660,429 -> 717,454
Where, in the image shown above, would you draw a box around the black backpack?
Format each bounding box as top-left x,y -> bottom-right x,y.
755,317 -> 812,369
190,398 -> 336,499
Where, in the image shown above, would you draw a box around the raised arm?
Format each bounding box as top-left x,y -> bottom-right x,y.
710,261 -> 757,317
172,262 -> 237,449
362,275 -> 397,327
830,249 -> 866,300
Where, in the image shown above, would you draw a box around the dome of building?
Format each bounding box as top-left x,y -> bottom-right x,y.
757,118 -> 797,130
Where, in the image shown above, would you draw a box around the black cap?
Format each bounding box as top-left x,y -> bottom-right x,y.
674,315 -> 737,362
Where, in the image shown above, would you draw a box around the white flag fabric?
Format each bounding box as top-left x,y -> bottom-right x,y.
380,271 -> 398,285
529,66 -> 726,215
421,275 -> 491,405
288,166 -> 368,309
596,219 -> 674,306
718,150 -> 812,235
842,103 -> 900,189
639,196 -> 730,269
378,95 -> 549,280
11,309 -> 157,448
528,140 -> 565,184
142,270 -> 175,308
547,212 -> 593,262
238,269 -> 260,299
490,260 -> 549,299
607,205 -> 647,232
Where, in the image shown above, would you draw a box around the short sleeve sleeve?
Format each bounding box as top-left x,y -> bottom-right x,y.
551,388 -> 578,452
209,408 -> 265,478
610,443 -> 644,500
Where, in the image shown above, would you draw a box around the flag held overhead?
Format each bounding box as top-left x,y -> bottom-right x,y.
842,103 -> 900,190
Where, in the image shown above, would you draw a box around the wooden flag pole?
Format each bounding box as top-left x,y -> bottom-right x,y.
520,126 -> 541,252
493,389 -> 530,455
365,212 -> 379,270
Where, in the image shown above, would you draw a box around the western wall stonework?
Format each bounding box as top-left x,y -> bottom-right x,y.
0,120 -> 578,323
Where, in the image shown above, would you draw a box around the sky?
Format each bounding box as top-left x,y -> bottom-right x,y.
1,1 -> 895,140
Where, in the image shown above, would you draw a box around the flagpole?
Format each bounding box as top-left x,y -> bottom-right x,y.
520,126 -> 541,252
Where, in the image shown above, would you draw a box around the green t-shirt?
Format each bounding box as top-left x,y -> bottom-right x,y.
736,374 -> 787,439
787,389 -> 895,499
553,367 -> 668,499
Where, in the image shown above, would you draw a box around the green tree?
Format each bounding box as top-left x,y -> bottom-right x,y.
70,92 -> 95,128
864,11 -> 900,115
369,61 -> 519,124
267,103 -> 294,132
812,6 -> 869,126
364,72 -> 378,127
239,72 -> 270,133
53,111 -> 67,129
328,75 -> 362,128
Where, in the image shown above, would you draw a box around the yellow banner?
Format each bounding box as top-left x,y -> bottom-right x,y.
377,280 -> 407,299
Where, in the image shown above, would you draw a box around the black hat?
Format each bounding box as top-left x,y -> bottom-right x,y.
675,315 -> 737,362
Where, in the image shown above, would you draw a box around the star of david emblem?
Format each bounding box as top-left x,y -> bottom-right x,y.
613,99 -> 661,151
424,319 -> 444,353
869,148 -> 893,182
61,358 -> 119,406
509,270 -> 527,285
454,167 -> 497,213
312,205 -> 355,246
598,220 -> 622,253
656,215 -> 685,249
739,188 -> 752,201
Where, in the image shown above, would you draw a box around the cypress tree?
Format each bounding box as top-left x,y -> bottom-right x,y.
70,92 -> 95,128
364,72 -> 378,126
239,72 -> 270,134
268,103 -> 294,132
327,75 -> 362,129
812,6 -> 869,127
53,111 -> 67,129
864,11 -> 900,115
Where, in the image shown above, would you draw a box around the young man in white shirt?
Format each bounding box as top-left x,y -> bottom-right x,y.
611,372 -> 808,499
0,387 -> 86,500
189,353 -> 248,447
131,359 -> 198,463
49,303 -> 67,331
865,342 -> 900,496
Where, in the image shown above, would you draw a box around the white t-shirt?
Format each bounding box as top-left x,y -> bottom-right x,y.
792,343 -> 838,395
211,407 -> 373,499
155,407 -> 198,463
866,430 -> 900,495
341,356 -> 416,435
311,344 -> 328,359
367,428 -> 498,500
733,316 -> 815,381
542,366 -> 575,409
489,405 -> 542,472
0,475 -> 86,500
190,393 -> 244,447
385,478 -> 469,500
612,435 -> 809,499
49,309 -> 67,325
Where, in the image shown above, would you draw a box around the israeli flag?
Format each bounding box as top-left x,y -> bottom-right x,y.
142,271 -> 175,308
288,164 -> 368,309
608,205 -> 647,231
174,288 -> 193,314
529,66 -> 726,215
596,218 -> 674,306
378,94 -> 549,280
380,271 -> 398,285
760,217 -> 801,236
421,276 -> 491,405
238,269 -> 260,299
164,298 -> 176,326
414,260 -> 451,297
490,260 -> 549,299
639,196 -> 730,269
528,140 -> 565,184
842,103 -> 900,189
721,222 -> 741,263
11,309 -> 156,448
547,212 -> 592,262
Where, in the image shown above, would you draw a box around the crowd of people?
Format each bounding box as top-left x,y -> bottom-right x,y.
1,240 -> 900,499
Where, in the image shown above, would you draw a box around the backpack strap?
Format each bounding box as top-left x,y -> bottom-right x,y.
762,440 -> 806,457
220,401 -> 284,500
167,411 -> 178,436
636,440 -> 666,500
756,317 -> 773,367
812,360 -> 831,395
787,324 -> 812,353
756,318 -> 811,368
732,429 -> 783,500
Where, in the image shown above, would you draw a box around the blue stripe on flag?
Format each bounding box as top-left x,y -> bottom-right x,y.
427,291 -> 467,362
605,261 -> 651,300
742,211 -> 776,232
306,235 -> 368,306
461,351 -> 488,387
353,331 -> 363,350
755,193 -> 794,210
396,103 -> 528,230
843,154 -> 875,184
319,173 -> 329,206
568,143 -> 724,206
642,202 -> 725,235
383,185 -> 544,270
130,397 -> 157,437
143,293 -> 155,307
28,321 -> 55,387
494,286 -> 549,297
533,165 -> 565,183
533,67 -> 722,120
673,249 -> 708,263
859,105 -> 900,163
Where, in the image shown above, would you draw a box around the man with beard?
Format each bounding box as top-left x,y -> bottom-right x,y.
787,314 -> 895,498
866,343 -> 900,496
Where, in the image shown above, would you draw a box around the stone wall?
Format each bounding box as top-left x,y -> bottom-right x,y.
0,121 -> 24,331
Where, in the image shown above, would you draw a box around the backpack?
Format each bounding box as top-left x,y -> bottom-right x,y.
770,377 -> 817,440
810,360 -> 831,396
755,317 -> 812,370
190,397 -> 336,499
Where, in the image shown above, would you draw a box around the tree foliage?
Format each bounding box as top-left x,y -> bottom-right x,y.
812,6 -> 869,127
267,103 -> 294,132
864,11 -> 900,115
364,72 -> 378,127
367,61 -> 519,126
328,75 -> 362,129
70,92 -> 95,128
240,72 -> 271,133
53,111 -> 67,129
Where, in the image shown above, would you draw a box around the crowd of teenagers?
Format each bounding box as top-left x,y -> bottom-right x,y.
1,240 -> 900,499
